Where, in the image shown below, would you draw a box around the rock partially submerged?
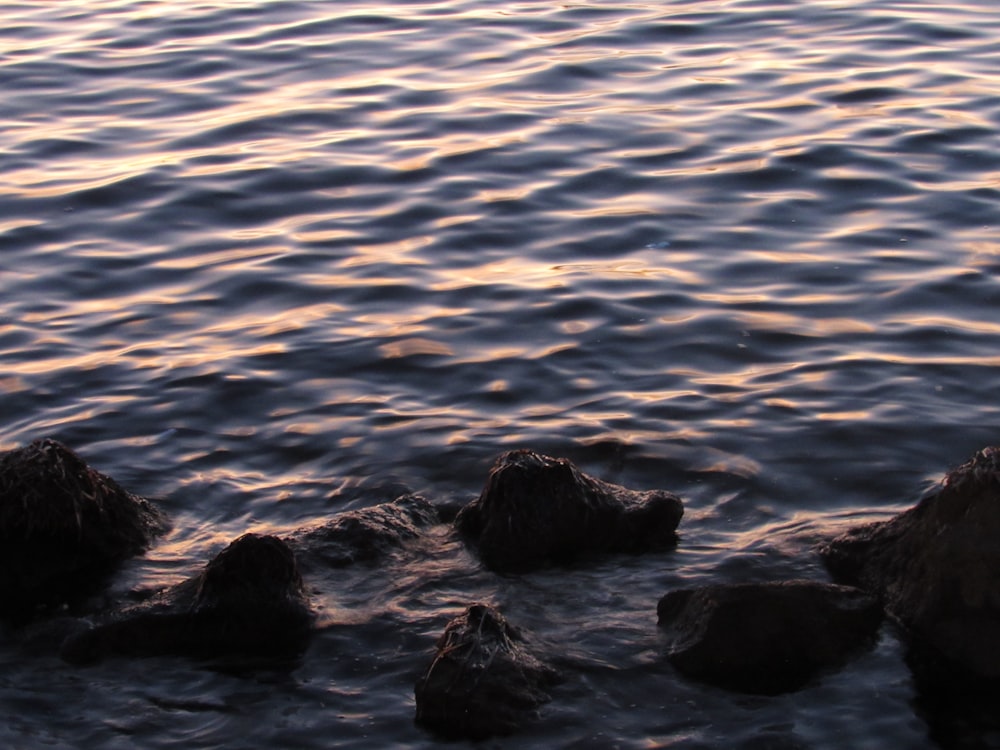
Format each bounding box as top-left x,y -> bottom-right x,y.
414,603 -> 559,740
455,450 -> 683,573
820,446 -> 1000,685
61,533 -> 314,667
0,438 -> 169,621
657,580 -> 882,694
289,493 -> 439,567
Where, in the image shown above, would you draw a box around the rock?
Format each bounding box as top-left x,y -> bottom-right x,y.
455,450 -> 683,573
289,493 -> 439,567
0,438 -> 169,621
657,580 -> 883,694
820,445 -> 1000,686
414,603 -> 559,740
61,533 -> 313,667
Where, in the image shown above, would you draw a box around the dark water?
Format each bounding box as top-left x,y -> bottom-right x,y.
3,0 -> 1000,746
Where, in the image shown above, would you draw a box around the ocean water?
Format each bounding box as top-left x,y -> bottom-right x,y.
2,0 -> 1000,747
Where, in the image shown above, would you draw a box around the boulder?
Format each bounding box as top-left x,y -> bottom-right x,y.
820,445 -> 1000,686
289,493 -> 439,567
455,450 -> 683,573
414,603 -> 559,740
61,533 -> 314,666
657,580 -> 882,694
0,438 -> 169,621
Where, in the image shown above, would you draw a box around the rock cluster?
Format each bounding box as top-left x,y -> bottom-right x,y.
5,435 -> 999,741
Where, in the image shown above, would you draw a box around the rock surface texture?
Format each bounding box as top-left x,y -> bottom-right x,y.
61,533 -> 314,666
289,493 -> 439,567
414,603 -> 559,740
455,450 -> 683,572
0,438 -> 168,621
821,445 -> 1000,685
657,580 -> 883,694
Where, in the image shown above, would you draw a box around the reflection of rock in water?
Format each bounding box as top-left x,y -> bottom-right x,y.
0,438 -> 169,622
455,449 -> 683,573
657,580 -> 882,694
61,533 -> 314,668
414,603 -> 560,740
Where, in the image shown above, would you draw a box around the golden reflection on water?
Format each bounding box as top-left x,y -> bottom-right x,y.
816,409 -> 873,421
735,311 -> 875,336
5,0 -> 999,450
377,337 -> 454,358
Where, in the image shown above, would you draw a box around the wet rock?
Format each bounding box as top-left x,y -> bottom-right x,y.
0,438 -> 169,621
820,446 -> 1000,685
61,533 -> 314,666
289,493 -> 439,567
657,580 -> 883,694
414,603 -> 559,740
455,449 -> 683,573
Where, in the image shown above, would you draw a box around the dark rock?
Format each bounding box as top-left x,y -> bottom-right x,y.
455,450 -> 683,573
61,533 -> 313,667
0,438 -> 169,621
913,684 -> 1000,750
657,580 -> 883,694
414,603 -> 559,740
288,493 -> 439,567
820,446 -> 1000,686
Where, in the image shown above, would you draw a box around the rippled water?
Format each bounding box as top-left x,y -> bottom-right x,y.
3,0 -> 1000,747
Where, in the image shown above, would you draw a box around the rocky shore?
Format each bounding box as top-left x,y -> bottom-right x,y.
2,438 -> 999,740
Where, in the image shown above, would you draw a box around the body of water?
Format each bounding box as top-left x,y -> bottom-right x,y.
3,0 -> 1000,747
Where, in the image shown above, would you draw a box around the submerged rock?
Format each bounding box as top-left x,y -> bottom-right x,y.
820,446 -> 1000,686
455,450 -> 683,573
657,580 -> 882,694
414,603 -> 559,740
0,438 -> 169,621
61,533 -> 314,666
289,493 -> 439,567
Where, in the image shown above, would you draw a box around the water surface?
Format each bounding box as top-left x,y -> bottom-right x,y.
3,1 -> 1000,747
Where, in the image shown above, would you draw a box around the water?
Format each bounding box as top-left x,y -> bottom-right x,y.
2,0 -> 1000,746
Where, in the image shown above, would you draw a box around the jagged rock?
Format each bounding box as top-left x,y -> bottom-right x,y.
0,438 -> 169,621
657,580 -> 882,694
820,445 -> 1000,686
414,603 -> 559,740
455,450 -> 683,573
288,493 -> 439,567
61,533 -> 313,666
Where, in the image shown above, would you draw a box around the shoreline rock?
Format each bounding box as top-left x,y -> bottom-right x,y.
414,603 -> 560,740
820,445 -> 1000,686
657,580 -> 883,694
61,533 -> 314,667
0,438 -> 169,622
455,450 -> 683,573
288,493 -> 439,568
